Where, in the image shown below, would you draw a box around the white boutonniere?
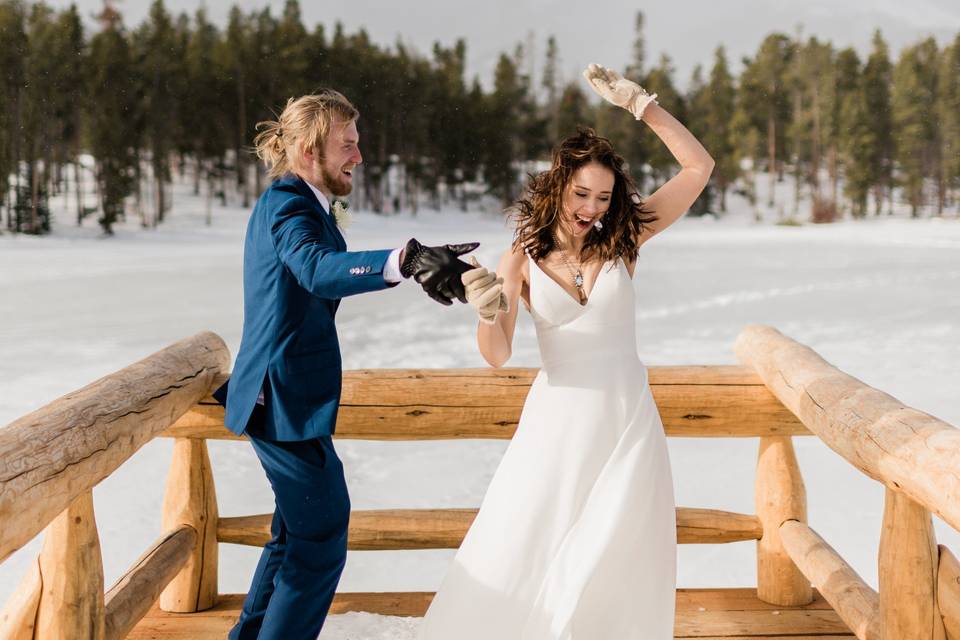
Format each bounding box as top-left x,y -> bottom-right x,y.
332,200 -> 352,231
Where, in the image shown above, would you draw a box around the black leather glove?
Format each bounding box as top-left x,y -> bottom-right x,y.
401,238 -> 480,305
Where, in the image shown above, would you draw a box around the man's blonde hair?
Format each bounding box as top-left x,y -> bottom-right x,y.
253,90 -> 359,179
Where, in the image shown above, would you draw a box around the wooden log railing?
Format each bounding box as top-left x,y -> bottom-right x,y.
0,332 -> 230,640
2,325 -> 958,640
736,324 -> 959,640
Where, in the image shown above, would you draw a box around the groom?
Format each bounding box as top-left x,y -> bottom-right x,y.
219,90 -> 478,640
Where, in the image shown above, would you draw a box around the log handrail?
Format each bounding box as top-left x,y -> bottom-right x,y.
161,366 -> 809,440
217,506 -> 764,550
0,331 -> 230,565
735,324 -> 960,533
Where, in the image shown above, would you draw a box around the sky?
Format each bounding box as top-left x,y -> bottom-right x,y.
48,0 -> 960,92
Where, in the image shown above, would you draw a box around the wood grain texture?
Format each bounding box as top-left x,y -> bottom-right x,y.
756,436 -> 813,607
35,491 -> 105,640
218,507 -> 762,549
160,439 -> 219,613
0,332 -> 230,564
162,366 -> 807,440
779,519 -> 879,639
0,557 -> 41,640
878,488 -> 945,640
104,526 -> 196,640
735,324 -> 960,532
127,588 -> 856,638
938,545 -> 960,640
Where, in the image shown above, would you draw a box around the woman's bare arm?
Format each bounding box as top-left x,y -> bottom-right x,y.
475,247 -> 526,367
638,103 -> 715,243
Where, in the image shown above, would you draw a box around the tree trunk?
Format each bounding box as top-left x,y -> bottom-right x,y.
75,160 -> 84,226
30,160 -> 39,233
767,107 -> 776,210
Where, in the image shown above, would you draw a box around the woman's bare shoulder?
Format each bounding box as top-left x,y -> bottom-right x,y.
499,244 -> 527,269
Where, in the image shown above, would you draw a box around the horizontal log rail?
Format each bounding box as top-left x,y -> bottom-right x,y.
0,332 -> 230,565
104,526 -> 197,640
779,519 -> 879,639
162,366 -> 808,440
218,506 -> 763,550
735,324 -> 960,534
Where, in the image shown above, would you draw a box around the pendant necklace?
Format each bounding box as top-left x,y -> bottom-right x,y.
552,232 -> 587,304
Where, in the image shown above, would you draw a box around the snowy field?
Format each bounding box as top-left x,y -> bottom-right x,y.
1,180 -> 959,638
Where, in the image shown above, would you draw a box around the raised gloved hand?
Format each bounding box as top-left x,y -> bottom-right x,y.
400,238 -> 479,305
461,256 -> 509,324
582,62 -> 658,121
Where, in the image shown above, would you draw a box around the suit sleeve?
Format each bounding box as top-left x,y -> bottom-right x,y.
270,195 -> 399,299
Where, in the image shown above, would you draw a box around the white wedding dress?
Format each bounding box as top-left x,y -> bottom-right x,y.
417,255 -> 676,639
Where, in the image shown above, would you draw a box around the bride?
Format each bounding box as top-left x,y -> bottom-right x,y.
417,63 -> 714,639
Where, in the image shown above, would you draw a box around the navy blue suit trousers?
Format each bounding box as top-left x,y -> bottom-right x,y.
228,425 -> 350,639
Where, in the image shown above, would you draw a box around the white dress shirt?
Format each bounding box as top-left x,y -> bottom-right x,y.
304,180 -> 403,283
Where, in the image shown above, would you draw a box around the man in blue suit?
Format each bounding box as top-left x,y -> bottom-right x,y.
221,90 -> 477,639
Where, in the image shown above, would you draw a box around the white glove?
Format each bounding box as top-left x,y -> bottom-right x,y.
461,257 -> 509,325
582,62 -> 658,121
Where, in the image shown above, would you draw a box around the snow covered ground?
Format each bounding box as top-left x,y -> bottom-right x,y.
1,179 -> 958,638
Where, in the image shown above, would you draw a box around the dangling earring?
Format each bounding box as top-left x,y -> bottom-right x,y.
594,219 -> 603,231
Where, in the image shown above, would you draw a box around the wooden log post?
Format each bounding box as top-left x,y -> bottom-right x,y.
878,487 -> 946,640
938,545 -> 960,640
35,490 -> 106,639
755,435 -> 813,606
159,438 -> 219,613
0,558 -> 41,640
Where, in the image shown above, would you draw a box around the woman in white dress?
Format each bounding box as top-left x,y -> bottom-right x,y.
418,63 -> 714,639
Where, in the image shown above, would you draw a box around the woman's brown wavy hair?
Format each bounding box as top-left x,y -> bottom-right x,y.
511,127 -> 656,263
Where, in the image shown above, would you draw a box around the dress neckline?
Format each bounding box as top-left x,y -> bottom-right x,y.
529,255 -> 621,307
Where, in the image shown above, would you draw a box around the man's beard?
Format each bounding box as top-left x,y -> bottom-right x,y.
322,166 -> 353,197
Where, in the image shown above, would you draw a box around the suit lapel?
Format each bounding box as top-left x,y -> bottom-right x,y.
290,175 -> 347,251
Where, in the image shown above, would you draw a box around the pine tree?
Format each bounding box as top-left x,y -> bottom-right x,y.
86,1 -> 137,235
134,0 -> 181,226
0,0 -> 27,231
21,1 -> 60,232
51,5 -> 85,225
430,39 -> 473,209
641,53 -> 686,185
275,0 -> 309,97
741,34 -> 794,211
836,50 -> 876,218
625,11 -> 645,83
541,35 -> 560,142
892,38 -> 939,217
223,6 -> 252,206
621,12 -> 648,188
555,81 -> 593,139
186,6 -> 228,223
936,34 -> 960,215
685,65 -> 713,214
703,46 -> 737,212
484,53 -> 524,206
863,30 -> 893,215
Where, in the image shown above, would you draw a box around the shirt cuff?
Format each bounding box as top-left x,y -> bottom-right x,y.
384,248 -> 403,283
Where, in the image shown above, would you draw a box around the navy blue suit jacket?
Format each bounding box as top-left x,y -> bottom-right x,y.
223,174 -> 395,441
